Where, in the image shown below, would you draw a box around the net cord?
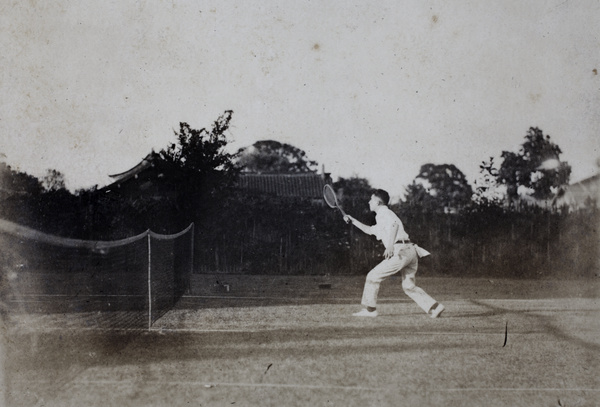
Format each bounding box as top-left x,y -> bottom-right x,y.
0,218 -> 149,249
0,218 -> 194,246
149,222 -> 194,240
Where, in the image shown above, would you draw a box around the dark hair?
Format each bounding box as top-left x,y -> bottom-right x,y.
372,189 -> 390,206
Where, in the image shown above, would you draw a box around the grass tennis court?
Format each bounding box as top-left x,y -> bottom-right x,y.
4,276 -> 599,407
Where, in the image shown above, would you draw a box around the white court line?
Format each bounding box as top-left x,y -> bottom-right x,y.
31,327 -> 504,335
8,295 -> 360,303
8,326 -> 271,333
6,325 -> 527,336
12,295 -> 597,305
17,379 -> 600,394
11,294 -> 145,297
436,388 -> 600,392
149,328 -> 524,336
181,295 -> 370,301
24,379 -> 384,391
476,299 -> 599,302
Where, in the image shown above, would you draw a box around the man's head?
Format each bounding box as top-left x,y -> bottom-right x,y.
369,189 -> 390,212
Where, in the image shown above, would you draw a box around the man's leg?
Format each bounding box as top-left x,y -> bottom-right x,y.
354,254 -> 409,316
400,252 -> 441,315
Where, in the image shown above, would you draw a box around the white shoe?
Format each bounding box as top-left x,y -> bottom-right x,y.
430,304 -> 445,319
352,309 -> 378,317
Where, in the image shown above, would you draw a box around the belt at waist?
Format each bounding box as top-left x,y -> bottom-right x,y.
395,239 -> 411,244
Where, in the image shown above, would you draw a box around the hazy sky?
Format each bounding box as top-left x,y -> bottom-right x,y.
1,0 -> 599,198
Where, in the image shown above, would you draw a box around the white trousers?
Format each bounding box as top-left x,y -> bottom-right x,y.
361,244 -> 437,313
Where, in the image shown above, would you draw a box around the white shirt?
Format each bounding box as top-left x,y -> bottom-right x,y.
370,206 -> 409,248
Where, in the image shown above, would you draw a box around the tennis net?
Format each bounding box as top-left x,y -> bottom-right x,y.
0,219 -> 193,330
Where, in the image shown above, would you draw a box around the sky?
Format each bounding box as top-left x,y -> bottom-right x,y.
1,0 -> 599,199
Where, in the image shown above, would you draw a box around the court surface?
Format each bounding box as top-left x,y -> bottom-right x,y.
4,276 -> 599,407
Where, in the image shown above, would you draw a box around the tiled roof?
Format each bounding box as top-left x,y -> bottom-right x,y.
108,153 -> 157,183
103,153 -> 332,199
237,173 -> 330,198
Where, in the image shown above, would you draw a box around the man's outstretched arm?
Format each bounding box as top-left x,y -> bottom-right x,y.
344,215 -> 372,235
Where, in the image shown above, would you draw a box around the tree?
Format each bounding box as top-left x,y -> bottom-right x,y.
158,110 -> 240,223
159,110 -> 239,192
236,140 -> 318,173
472,157 -> 504,208
0,162 -> 42,226
0,161 -> 42,196
496,127 -> 571,202
160,111 -> 238,183
333,176 -> 374,218
0,162 -> 83,235
41,169 -> 66,192
402,163 -> 473,213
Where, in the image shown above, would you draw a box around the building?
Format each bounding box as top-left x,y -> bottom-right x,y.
552,174 -> 600,210
100,152 -> 176,198
100,152 -> 332,203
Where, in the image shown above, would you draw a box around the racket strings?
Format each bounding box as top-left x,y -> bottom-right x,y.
323,185 -> 339,208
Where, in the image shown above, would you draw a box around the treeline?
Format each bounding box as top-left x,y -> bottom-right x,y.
0,173 -> 175,240
192,191 -> 598,279
1,113 -> 597,279
0,163 -> 87,237
398,204 -> 598,279
1,174 -> 597,279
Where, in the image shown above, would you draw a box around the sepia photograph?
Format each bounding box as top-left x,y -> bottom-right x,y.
1,1 -> 599,406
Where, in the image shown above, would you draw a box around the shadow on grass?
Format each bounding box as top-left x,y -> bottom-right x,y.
6,323 -> 462,405
8,297 -> 599,406
469,299 -> 600,353
5,328 -> 141,407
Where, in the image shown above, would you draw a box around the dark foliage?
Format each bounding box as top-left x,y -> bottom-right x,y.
0,162 -> 85,237
392,202 -> 598,278
497,127 -> 571,202
193,188 -> 379,275
402,163 -> 473,213
158,111 -> 240,223
236,140 -> 318,173
333,176 -> 375,221
1,120 -> 596,279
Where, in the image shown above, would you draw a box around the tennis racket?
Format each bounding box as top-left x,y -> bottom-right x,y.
323,184 -> 347,218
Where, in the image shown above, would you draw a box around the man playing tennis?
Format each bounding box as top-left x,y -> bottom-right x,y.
344,189 -> 445,318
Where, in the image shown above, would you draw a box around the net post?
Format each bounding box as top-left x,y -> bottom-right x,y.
147,232 -> 152,330
189,223 -> 194,294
